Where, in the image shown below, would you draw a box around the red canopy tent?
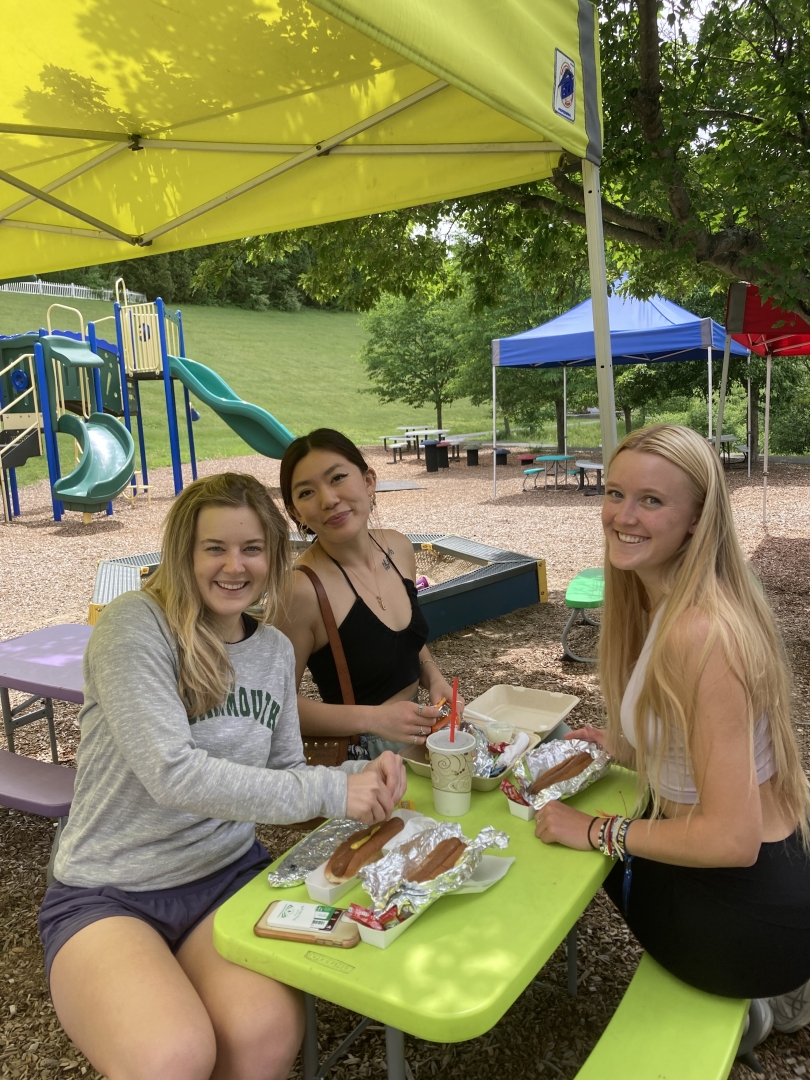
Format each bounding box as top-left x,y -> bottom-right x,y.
716,282 -> 810,527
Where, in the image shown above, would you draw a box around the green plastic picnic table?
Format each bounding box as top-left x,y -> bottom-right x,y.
214,766 -> 637,1077
534,454 -> 577,491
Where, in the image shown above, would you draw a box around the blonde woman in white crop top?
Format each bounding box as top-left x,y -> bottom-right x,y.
535,424 -> 810,1033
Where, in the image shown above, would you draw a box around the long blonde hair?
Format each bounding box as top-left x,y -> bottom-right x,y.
144,473 -> 291,718
599,424 -> 809,838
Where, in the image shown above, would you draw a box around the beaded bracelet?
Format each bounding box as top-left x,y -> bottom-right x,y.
587,817 -> 600,851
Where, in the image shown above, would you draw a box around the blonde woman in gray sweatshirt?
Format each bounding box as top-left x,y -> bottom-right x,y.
39,473 -> 406,1080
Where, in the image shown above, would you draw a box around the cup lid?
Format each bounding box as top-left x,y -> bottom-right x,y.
426,729 -> 476,753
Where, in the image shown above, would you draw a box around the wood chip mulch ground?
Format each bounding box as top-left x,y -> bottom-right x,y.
1,446 -> 809,1079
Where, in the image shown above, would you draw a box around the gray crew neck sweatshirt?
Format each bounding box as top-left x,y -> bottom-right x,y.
54,590 -> 366,890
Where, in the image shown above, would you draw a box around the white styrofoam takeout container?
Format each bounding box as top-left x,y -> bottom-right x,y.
465,685 -> 580,735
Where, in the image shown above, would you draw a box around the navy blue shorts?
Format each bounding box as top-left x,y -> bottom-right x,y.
39,840 -> 271,983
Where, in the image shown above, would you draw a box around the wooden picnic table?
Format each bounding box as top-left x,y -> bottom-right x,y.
706,434 -> 736,467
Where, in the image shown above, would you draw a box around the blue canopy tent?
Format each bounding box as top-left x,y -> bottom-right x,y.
490,292 -> 749,494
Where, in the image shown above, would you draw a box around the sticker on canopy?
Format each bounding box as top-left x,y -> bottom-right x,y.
553,50 -> 576,122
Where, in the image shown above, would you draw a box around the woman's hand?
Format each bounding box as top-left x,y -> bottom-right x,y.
429,679 -> 465,718
371,700 -> 443,745
534,802 -> 598,852
346,752 -> 407,823
565,724 -> 609,751
365,751 -> 407,804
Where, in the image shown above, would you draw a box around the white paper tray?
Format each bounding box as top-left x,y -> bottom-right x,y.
356,855 -> 515,948
305,810 -> 430,904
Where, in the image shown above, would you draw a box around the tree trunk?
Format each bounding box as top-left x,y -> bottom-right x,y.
503,414 -> 511,439
436,399 -> 442,429
555,398 -> 565,453
623,405 -> 632,435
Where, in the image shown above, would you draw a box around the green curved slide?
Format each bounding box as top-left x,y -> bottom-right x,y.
52,413 -> 136,514
168,355 -> 295,458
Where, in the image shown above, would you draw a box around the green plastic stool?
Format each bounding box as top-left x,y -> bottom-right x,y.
563,567 -> 604,662
522,466 -> 545,490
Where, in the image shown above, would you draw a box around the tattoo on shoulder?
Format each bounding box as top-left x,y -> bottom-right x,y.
382,547 -> 394,570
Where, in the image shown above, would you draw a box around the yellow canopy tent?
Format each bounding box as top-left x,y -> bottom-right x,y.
0,0 -> 617,456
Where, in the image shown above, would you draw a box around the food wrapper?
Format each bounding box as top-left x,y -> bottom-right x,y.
505,739 -> 611,811
464,720 -> 498,777
358,822 -> 509,914
266,819 -> 363,887
461,720 -> 522,779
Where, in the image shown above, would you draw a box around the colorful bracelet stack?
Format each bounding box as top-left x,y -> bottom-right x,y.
595,814 -> 633,862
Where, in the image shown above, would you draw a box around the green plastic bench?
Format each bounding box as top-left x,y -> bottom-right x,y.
575,953 -> 749,1080
563,567 -> 604,662
523,466 -> 545,490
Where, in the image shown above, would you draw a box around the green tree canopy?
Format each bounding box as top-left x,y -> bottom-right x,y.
359,296 -> 465,429
197,0 -> 809,322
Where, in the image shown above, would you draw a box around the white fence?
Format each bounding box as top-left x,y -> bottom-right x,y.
0,280 -> 146,304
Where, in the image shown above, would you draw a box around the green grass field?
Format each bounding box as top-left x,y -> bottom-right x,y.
0,294 -> 492,488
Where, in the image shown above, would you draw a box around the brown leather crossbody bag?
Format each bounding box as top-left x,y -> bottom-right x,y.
296,565 -> 361,768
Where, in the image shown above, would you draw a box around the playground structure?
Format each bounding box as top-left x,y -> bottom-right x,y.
88,536 -> 549,635
0,304 -> 135,524
0,281 -> 295,523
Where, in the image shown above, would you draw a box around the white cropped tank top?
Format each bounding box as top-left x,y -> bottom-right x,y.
620,607 -> 776,803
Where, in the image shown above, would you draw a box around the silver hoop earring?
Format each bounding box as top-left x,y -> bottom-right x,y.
371,493 -> 377,509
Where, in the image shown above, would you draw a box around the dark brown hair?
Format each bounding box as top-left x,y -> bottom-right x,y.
279,428 -> 369,523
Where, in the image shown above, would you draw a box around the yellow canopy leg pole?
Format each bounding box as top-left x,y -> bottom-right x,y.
582,160 -> 617,463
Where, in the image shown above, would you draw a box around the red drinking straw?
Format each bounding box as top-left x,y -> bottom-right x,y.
450,677 -> 458,743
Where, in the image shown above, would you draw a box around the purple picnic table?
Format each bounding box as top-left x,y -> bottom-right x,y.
0,624 -> 91,762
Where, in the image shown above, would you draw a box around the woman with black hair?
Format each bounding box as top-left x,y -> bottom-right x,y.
278,428 -> 462,758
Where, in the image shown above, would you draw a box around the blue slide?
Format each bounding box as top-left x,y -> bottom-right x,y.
167,355 -> 294,459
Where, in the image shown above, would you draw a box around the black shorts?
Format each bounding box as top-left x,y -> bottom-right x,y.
605,831 -> 810,998
39,840 -> 271,983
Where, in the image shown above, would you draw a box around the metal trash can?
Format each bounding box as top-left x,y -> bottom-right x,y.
496,448 -> 509,466
423,440 -> 439,473
466,447 -> 480,466
436,442 -> 450,469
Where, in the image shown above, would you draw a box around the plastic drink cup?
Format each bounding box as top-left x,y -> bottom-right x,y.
426,729 -> 476,816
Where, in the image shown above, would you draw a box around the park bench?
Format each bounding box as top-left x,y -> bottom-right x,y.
0,748 -> 75,884
562,567 -> 604,662
574,953 -> 750,1080
387,440 -> 408,464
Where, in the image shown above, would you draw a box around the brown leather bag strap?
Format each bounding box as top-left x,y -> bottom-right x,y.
297,565 -> 356,707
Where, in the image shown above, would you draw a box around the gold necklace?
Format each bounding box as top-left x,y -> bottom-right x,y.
341,537 -> 386,610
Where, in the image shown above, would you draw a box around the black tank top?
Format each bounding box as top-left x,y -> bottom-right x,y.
303,537 -> 429,706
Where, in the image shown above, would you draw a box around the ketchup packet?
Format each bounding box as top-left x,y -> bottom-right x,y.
500,778 -> 531,806
347,903 -> 408,932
